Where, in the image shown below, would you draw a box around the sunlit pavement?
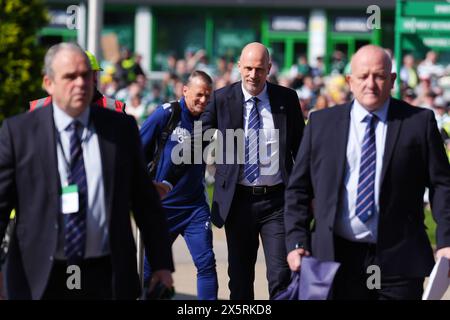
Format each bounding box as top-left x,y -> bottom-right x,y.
172,227 -> 450,300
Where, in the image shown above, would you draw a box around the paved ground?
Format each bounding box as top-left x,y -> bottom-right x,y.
172,227 -> 268,300
171,227 -> 450,300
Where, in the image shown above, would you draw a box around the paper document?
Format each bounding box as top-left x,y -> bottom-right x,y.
422,257 -> 450,300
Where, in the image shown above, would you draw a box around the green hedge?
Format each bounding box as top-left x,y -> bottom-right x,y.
0,0 -> 48,123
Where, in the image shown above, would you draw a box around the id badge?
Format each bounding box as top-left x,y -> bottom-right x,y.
61,184 -> 79,214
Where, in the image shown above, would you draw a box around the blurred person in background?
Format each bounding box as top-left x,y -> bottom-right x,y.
432,96 -> 450,142
418,51 -> 445,87
124,82 -> 150,126
309,94 -> 329,115
402,87 -> 418,106
331,50 -> 347,75
311,56 -> 325,78
400,54 -> 419,90
115,47 -> 145,88
289,55 -> 311,88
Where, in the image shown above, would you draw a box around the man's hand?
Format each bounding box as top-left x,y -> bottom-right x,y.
152,182 -> 171,199
148,269 -> 174,292
436,246 -> 450,260
287,248 -> 311,272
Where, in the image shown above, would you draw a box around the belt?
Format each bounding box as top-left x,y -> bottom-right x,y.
334,235 -> 376,251
236,183 -> 284,196
54,255 -> 111,267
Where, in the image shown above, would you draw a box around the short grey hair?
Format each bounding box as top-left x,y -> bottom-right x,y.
187,70 -> 213,87
43,42 -> 90,78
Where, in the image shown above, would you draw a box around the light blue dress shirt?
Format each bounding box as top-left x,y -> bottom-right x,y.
53,104 -> 110,259
334,99 -> 389,243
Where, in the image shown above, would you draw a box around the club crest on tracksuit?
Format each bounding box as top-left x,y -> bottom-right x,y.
171,124 -> 190,144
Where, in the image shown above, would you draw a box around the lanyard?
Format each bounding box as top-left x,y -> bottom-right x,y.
56,123 -> 90,184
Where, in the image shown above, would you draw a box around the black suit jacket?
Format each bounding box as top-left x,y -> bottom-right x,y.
0,105 -> 173,299
200,81 -> 304,227
285,98 -> 450,277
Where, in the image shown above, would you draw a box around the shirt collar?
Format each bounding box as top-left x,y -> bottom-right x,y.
53,102 -> 90,133
352,98 -> 390,123
241,82 -> 268,104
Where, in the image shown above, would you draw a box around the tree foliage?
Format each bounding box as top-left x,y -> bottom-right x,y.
0,0 -> 48,122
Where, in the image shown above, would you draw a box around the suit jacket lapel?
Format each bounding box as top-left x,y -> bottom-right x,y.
333,103 -> 351,199
267,83 -> 285,136
267,83 -> 286,158
380,99 -> 402,186
91,106 -> 116,221
228,82 -> 244,129
36,105 -> 60,201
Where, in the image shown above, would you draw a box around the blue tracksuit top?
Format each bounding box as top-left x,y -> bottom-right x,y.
140,97 -> 208,210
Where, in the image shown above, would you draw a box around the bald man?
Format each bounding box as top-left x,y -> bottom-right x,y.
285,45 -> 450,300
199,42 -> 304,299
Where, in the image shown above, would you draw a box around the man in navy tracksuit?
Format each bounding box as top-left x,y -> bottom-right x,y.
140,71 -> 218,299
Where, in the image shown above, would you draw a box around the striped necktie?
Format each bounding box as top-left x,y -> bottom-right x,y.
64,120 -> 87,264
355,113 -> 377,223
244,97 -> 260,183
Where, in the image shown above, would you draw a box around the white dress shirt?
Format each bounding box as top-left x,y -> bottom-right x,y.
238,84 -> 283,186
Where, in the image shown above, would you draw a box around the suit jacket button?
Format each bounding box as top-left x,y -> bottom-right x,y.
49,256 -> 53,261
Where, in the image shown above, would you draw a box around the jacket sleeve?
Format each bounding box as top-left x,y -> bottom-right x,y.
200,90 -> 218,134
140,105 -> 169,164
131,116 -> 174,272
288,88 -> 305,161
284,112 -> 314,253
426,110 -> 450,249
0,120 -> 16,241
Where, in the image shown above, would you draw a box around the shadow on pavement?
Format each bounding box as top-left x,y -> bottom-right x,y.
173,292 -> 197,300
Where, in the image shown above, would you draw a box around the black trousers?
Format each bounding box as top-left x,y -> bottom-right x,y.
332,236 -> 424,300
42,256 -> 112,300
225,185 -> 290,300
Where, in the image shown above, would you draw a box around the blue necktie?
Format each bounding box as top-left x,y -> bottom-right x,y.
64,120 -> 87,264
355,114 -> 377,223
244,97 -> 260,183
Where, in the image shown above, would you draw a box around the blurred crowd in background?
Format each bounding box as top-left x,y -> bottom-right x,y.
98,47 -> 450,161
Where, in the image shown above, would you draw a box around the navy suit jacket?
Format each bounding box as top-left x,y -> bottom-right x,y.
285,98 -> 450,277
200,81 -> 304,227
0,105 -> 173,299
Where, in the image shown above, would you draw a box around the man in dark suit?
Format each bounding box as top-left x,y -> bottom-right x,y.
0,43 -> 173,300
285,45 -> 450,300
200,42 -> 304,299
